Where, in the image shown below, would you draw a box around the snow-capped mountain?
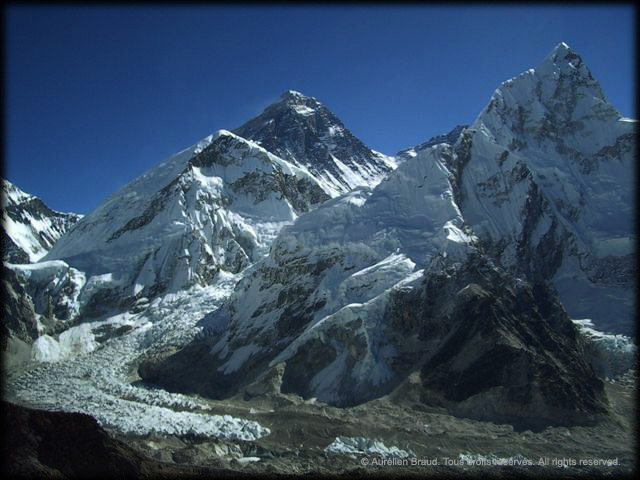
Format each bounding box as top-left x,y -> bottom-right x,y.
234,90 -> 397,196
43,130 -> 330,303
3,130 -> 331,354
2,179 -> 82,264
140,142 -> 607,430
455,42 -> 636,335
4,93 -> 399,356
3,43 -> 634,434
139,43 -> 632,430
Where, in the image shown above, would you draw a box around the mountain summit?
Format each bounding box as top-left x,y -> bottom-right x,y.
462,41 -> 635,334
234,90 -> 396,196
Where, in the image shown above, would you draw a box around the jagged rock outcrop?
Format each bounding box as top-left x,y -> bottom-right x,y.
1,179 -> 82,264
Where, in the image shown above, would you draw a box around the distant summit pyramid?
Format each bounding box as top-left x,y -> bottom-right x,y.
234,90 -> 396,196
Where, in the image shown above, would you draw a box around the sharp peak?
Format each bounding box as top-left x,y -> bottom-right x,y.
495,42 -> 590,88
280,89 -> 310,99
277,89 -> 322,105
552,41 -> 572,54
540,41 -> 586,68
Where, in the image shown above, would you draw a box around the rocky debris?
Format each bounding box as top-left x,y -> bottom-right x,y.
244,363 -> 287,400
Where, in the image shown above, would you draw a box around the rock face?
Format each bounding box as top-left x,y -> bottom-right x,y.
1,400 -> 141,478
2,261 -> 86,342
406,255 -> 607,431
1,179 -> 82,264
234,90 -> 397,196
139,43 -> 631,431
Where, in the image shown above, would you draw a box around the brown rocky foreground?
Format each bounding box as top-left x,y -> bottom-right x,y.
2,369 -> 635,479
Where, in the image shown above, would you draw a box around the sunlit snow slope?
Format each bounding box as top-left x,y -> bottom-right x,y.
44,130 -> 330,300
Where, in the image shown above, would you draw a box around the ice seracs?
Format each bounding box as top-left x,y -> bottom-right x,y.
325,437 -> 414,458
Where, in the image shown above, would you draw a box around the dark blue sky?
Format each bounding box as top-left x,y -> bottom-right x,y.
5,5 -> 635,214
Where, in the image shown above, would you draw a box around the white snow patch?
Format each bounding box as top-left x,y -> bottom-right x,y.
31,323 -> 98,363
293,105 -> 316,116
325,437 -> 414,458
